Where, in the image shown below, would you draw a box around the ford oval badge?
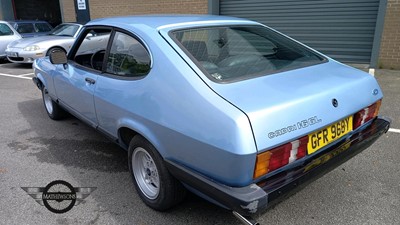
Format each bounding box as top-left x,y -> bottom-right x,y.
332,98 -> 338,107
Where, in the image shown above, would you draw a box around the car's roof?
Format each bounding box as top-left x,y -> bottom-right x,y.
57,22 -> 83,26
87,14 -> 258,31
0,21 -> 13,27
8,20 -> 50,24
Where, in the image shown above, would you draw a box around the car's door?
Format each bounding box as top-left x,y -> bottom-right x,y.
0,23 -> 20,56
93,30 -> 152,138
53,28 -> 112,127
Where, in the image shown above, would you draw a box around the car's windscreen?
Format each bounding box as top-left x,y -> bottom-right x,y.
0,23 -> 13,36
50,24 -> 79,37
171,25 -> 325,82
35,23 -> 52,32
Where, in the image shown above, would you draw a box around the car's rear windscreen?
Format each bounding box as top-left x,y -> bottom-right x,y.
171,25 -> 326,83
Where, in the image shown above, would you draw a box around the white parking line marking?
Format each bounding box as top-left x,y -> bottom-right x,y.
0,73 -> 32,80
16,73 -> 34,77
389,128 -> 400,134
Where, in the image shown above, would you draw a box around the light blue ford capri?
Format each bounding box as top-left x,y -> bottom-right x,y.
32,15 -> 390,224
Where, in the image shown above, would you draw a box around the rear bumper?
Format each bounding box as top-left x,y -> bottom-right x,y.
166,117 -> 390,216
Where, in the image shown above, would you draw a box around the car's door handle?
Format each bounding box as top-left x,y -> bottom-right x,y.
85,77 -> 96,85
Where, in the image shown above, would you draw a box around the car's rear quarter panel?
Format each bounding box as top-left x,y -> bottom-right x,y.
160,24 -> 383,153
93,26 -> 258,186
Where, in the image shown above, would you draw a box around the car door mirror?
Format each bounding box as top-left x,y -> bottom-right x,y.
85,33 -> 94,40
49,50 -> 67,64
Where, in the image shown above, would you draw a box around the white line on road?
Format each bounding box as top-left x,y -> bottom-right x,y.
0,73 -> 32,80
16,73 -> 34,77
389,128 -> 400,134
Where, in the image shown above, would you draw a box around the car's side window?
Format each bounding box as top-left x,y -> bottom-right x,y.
34,23 -> 52,32
106,32 -> 151,77
73,28 -> 111,71
16,23 -> 35,34
0,24 -> 13,36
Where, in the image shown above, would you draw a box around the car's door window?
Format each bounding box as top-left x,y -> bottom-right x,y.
73,28 -> 111,71
106,32 -> 151,77
16,23 -> 35,34
0,24 -> 13,36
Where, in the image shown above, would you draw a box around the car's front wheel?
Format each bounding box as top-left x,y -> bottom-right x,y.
42,87 -> 65,120
128,136 -> 186,211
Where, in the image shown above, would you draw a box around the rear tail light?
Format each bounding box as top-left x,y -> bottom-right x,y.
254,136 -> 308,179
353,100 -> 381,129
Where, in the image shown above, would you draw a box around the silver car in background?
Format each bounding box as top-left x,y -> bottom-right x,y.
0,21 -> 21,61
8,20 -> 53,38
5,23 -> 83,63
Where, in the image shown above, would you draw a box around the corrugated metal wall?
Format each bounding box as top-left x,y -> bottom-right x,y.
220,0 -> 380,63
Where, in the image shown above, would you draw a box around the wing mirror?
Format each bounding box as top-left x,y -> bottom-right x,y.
49,50 -> 67,65
85,33 -> 94,40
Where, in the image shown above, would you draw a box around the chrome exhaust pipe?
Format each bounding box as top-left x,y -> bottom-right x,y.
232,211 -> 260,225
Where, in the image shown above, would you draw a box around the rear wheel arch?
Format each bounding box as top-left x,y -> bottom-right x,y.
118,127 -> 139,150
117,125 -> 165,155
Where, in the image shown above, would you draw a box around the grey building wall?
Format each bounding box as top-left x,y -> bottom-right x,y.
0,0 -> 14,20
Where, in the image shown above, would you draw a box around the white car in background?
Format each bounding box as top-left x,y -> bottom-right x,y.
0,21 -> 21,61
5,23 -> 83,63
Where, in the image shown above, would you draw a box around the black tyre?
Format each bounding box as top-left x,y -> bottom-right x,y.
128,135 -> 186,211
42,87 -> 65,120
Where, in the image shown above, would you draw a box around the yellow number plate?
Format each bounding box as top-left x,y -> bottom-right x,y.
307,116 -> 353,154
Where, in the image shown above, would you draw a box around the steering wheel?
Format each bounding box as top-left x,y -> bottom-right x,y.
90,49 -> 105,71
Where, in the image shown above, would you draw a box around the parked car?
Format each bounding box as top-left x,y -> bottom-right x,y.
0,21 -> 21,61
8,20 -> 53,38
5,23 -> 83,63
32,15 -> 390,224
